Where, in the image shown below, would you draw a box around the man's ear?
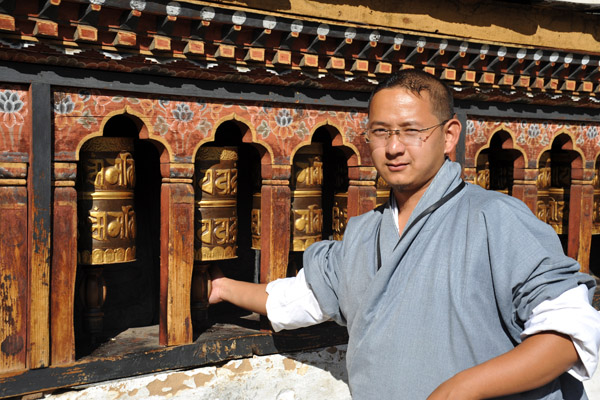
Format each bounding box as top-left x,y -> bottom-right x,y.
443,117 -> 462,155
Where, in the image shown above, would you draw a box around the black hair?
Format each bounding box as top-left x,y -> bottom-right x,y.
368,69 -> 454,121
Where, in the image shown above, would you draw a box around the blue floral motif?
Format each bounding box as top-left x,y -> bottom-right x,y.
257,120 -> 270,138
54,96 -> 75,114
586,126 -> 598,140
275,109 -> 293,127
465,120 -> 475,136
0,90 -> 24,114
172,103 -> 193,122
196,119 -> 212,136
527,124 -> 541,139
295,121 -> 309,140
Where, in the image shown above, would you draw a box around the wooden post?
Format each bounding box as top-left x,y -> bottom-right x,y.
0,163 -> 28,373
50,162 -> 78,365
28,83 -> 52,368
567,182 -> 594,273
159,176 -> 195,346
347,166 -> 377,218
512,168 -> 538,215
259,165 -> 291,283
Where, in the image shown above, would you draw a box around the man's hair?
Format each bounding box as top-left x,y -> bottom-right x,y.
368,69 -> 454,121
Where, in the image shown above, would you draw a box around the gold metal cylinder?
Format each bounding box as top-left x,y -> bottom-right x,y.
194,146 -> 238,261
332,192 -> 348,241
291,144 -> 323,251
78,137 -> 136,265
251,192 -> 262,249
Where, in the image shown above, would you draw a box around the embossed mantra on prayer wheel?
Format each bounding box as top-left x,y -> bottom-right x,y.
331,159 -> 349,241
250,192 -> 261,249
78,137 -> 137,265
194,146 -> 239,261
192,146 -> 238,323
291,144 -> 323,251
77,137 -> 136,334
332,192 -> 347,241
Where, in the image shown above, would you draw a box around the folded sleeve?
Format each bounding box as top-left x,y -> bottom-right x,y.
522,284 -> 600,380
265,268 -> 331,332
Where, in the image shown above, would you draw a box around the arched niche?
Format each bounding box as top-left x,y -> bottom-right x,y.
287,124 -> 358,275
536,133 -> 581,249
191,119 -> 267,327
75,113 -> 164,357
475,130 -> 524,195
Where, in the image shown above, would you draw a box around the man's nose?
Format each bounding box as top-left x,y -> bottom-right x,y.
385,134 -> 406,154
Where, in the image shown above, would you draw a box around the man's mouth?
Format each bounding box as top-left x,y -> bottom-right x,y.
386,162 -> 408,171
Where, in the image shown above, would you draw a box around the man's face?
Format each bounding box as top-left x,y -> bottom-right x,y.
367,87 -> 450,198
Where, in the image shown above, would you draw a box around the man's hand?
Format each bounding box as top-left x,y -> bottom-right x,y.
204,266 -> 269,315
207,265 -> 225,305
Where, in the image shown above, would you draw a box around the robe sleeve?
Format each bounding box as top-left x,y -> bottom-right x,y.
481,195 -> 597,343
302,238 -> 347,327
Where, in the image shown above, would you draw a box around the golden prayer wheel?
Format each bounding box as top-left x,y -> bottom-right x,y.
250,192 -> 261,249
291,144 -> 323,251
376,175 -> 391,207
77,136 -> 136,335
194,146 -> 239,261
78,137 -> 136,265
192,146 -> 238,324
332,192 -> 348,241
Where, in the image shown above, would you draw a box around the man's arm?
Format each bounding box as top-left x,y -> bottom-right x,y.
208,267 -> 268,315
428,331 -> 579,400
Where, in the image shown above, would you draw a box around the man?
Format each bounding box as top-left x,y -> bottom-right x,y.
209,69 -> 600,399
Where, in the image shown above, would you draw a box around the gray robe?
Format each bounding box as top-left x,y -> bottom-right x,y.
304,160 -> 595,399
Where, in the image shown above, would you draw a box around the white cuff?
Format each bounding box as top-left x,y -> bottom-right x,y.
265,268 -> 330,332
522,284 -> 600,380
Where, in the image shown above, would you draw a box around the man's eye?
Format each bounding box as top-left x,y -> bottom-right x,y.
404,129 -> 420,136
371,129 -> 389,137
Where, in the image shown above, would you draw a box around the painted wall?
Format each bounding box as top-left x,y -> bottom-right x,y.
204,0 -> 600,53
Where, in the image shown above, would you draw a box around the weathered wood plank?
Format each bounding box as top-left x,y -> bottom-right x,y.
260,184 -> 291,283
0,186 -> 28,373
512,183 -> 538,214
50,182 -> 78,365
567,184 -> 593,273
28,82 -> 52,368
159,182 -> 194,346
0,321 -> 348,399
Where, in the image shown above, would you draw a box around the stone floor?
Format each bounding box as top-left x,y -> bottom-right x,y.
42,345 -> 600,400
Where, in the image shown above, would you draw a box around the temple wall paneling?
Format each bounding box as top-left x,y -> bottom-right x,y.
2,0 -> 600,394
464,116 -> 600,272
0,84 -> 31,373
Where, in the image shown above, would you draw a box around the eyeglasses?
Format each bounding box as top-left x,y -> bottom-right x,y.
362,120 -> 449,148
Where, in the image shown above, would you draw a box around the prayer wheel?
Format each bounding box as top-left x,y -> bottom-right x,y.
250,192 -> 261,249
77,137 -> 137,334
78,137 -> 136,265
291,144 -> 323,251
192,146 -> 238,323
536,156 -> 569,235
332,192 -> 348,241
